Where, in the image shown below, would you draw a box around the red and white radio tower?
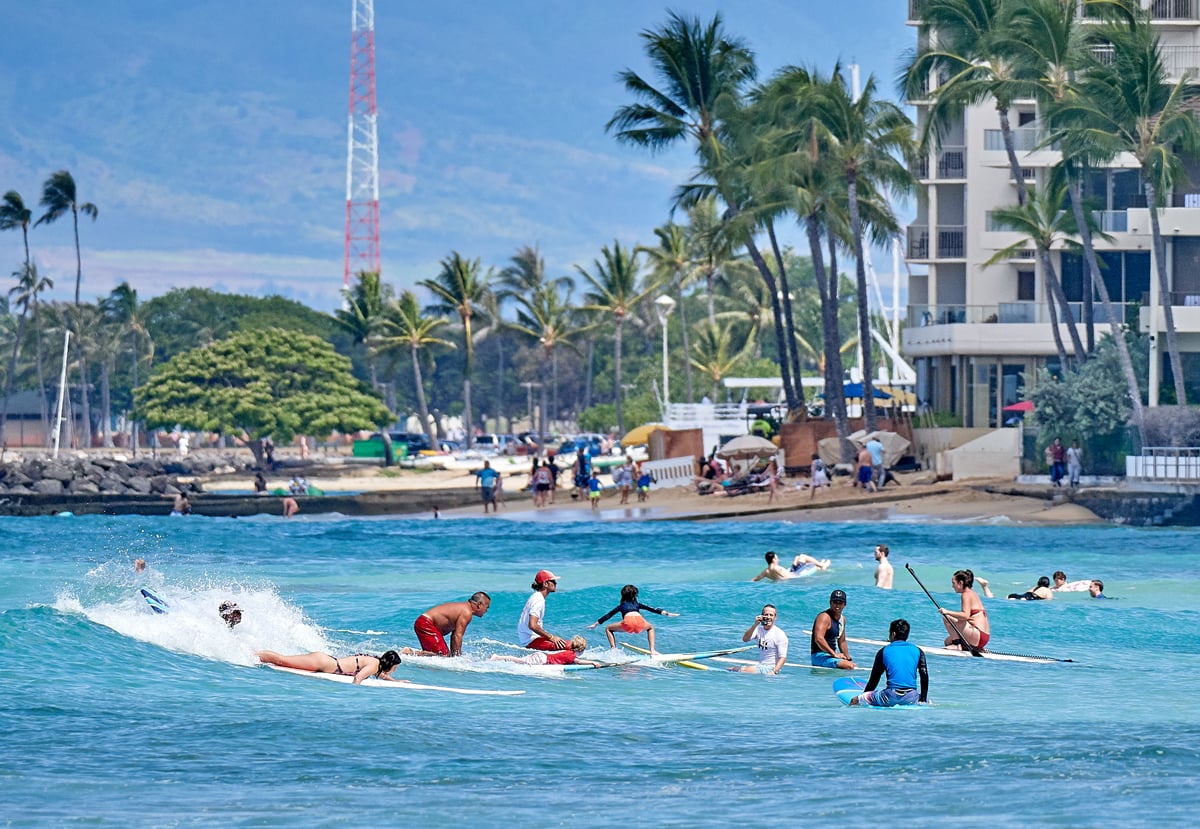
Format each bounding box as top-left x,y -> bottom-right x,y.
343,0 -> 380,286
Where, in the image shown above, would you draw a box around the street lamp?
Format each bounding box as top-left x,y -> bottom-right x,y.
654,295 -> 676,418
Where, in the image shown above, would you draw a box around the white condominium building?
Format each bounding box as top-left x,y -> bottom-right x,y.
902,0 -> 1200,428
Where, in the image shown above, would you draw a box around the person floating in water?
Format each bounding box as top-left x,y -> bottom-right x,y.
586,584 -> 679,655
752,550 -> 829,582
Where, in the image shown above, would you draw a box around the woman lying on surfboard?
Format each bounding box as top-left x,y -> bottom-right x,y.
939,569 -> 990,652
257,650 -> 403,684
587,585 -> 679,655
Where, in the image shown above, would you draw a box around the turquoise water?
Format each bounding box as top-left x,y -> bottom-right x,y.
2,512 -> 1198,827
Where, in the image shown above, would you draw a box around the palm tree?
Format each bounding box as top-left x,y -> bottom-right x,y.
2,263 -> 41,445
420,252 -> 492,448
0,191 -> 33,272
1055,17 -> 1198,405
640,222 -> 696,403
984,177 -> 1096,371
511,283 -> 579,451
814,66 -> 915,432
690,319 -> 752,400
34,171 -> 97,306
578,241 -> 653,434
102,282 -> 154,452
334,270 -> 391,390
374,291 -> 455,449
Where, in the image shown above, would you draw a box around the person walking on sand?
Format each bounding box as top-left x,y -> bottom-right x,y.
940,569 -> 990,652
1049,437 -> 1066,487
636,465 -> 652,502
409,592 -> 491,656
865,434 -> 885,490
808,454 -> 829,498
811,589 -> 858,670
518,570 -> 571,651
1067,439 -> 1083,488
764,457 -> 781,503
474,460 -> 500,514
874,544 -> 894,589
730,604 -> 788,674
256,649 -> 403,684
855,446 -> 877,492
587,584 -> 679,655
850,619 -> 929,707
588,469 -> 602,511
616,457 -> 634,504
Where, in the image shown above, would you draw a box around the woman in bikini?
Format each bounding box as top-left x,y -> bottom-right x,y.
256,649 -> 403,684
939,569 -> 990,651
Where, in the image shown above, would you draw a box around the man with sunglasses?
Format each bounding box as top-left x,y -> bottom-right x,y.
518,569 -> 570,650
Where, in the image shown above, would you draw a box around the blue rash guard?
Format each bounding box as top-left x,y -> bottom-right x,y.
863,640 -> 929,703
595,600 -> 665,625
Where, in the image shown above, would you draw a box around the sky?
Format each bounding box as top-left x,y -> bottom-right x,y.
0,1 -> 913,313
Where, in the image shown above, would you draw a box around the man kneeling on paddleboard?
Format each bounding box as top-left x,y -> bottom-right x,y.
851,619 -> 929,707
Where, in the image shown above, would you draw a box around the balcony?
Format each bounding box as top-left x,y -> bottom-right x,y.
984,127 -> 1059,153
985,209 -> 1129,233
906,225 -> 966,259
908,0 -> 924,23
909,302 -> 1134,328
1151,0 -> 1200,21
913,147 -> 966,181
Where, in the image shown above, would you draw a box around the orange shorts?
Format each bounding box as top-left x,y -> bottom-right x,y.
618,613 -> 648,634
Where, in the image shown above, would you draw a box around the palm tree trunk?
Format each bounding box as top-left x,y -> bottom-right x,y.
1145,182 -> 1188,405
614,319 -> 625,434
411,344 -> 437,448
997,106 -> 1028,208
1040,251 -> 1071,371
705,268 -> 717,325
1067,176 -> 1146,445
1,312 -> 28,447
73,206 -> 82,306
551,348 -> 559,429
78,354 -> 92,449
130,330 -> 139,456
675,272 -> 694,403
584,338 -> 594,410
101,360 -> 113,448
767,221 -> 806,415
743,238 -> 800,413
34,300 -> 48,444
496,336 -> 506,433
1040,244 -> 1086,367
462,317 -> 475,447
807,215 -> 852,461
847,171 -> 878,433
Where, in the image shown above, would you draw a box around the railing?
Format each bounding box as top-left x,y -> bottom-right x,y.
938,226 -> 965,258
984,127 -> 1059,152
641,456 -> 699,490
1128,447 -> 1200,482
1162,45 -> 1200,78
908,225 -> 929,259
1151,0 -> 1200,22
913,156 -> 929,180
908,0 -> 924,22
909,302 -> 1136,327
985,209 -> 1126,232
938,146 -> 966,178
1142,290 -> 1200,306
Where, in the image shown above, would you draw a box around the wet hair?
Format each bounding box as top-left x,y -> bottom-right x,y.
377,650 -> 402,674
876,545 -> 889,557
889,619 -> 910,641
764,551 -> 778,564
469,591 -> 491,606
1091,579 -> 1104,592
620,584 -> 639,602
218,601 -> 242,628
1053,571 -> 1066,581
1037,576 -> 1051,589
953,569 -> 975,589
570,635 -> 588,652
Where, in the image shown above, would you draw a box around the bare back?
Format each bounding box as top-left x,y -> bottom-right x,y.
422,600 -> 474,633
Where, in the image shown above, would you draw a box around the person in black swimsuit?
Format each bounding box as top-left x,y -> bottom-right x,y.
256,650 -> 403,684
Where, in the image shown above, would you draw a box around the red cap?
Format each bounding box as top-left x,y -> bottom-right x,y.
535,569 -> 560,584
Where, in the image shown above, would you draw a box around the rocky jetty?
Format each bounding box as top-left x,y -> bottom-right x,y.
0,453 -> 239,497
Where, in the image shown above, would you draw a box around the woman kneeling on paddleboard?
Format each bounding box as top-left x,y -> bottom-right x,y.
257,650 -> 402,684
940,569 -> 990,651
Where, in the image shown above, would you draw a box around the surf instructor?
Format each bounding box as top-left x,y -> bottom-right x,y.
518,570 -> 570,650
851,618 -> 929,707
411,592 -> 491,656
811,589 -> 858,669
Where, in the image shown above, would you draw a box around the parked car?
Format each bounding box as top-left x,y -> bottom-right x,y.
473,433 -> 518,455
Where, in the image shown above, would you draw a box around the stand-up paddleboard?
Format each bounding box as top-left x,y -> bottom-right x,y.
833,676 -> 867,705
826,631 -> 1072,664
140,588 -> 169,615
400,652 -> 621,674
265,664 -> 524,695
620,642 -> 754,670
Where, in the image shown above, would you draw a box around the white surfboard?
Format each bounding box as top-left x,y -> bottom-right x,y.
265,664 -> 525,695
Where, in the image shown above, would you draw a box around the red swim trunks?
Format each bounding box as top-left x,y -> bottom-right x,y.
413,614 -> 449,656
618,614 -> 648,634
524,636 -> 561,651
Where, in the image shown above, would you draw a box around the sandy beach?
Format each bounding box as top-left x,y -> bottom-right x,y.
202,460 -> 1104,525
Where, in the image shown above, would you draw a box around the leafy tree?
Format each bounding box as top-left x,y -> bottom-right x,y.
690,319 -> 752,400
34,170 -> 97,306
373,291 -> 454,448
134,328 -> 392,467
334,271 -> 391,390
102,282 -> 154,451
1,263 -> 48,444
0,190 -> 32,272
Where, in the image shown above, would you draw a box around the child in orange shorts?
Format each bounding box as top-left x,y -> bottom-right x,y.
587,584 -> 679,655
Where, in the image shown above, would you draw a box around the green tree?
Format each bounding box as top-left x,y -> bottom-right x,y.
690,319 -> 752,399
374,291 -> 454,449
1,263 -> 48,444
420,252 -> 492,448
0,191 -> 33,272
334,270 -> 391,390
639,222 -> 696,403
102,282 -> 154,452
34,170 -> 97,306
511,282 -> 579,447
134,328 -> 391,468
578,241 -> 653,435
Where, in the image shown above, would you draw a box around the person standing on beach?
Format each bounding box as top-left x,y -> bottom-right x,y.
518,570 -> 570,650
730,604 -> 788,674
1049,437 -> 1066,487
410,592 -> 491,656
1067,440 -> 1083,488
865,434 -> 885,489
588,469 -> 602,511
811,589 -> 858,669
855,446 -> 877,492
573,452 -> 591,501
617,457 -> 634,504
809,454 -> 829,498
874,544 -> 894,589
940,569 -> 990,651
474,460 -> 500,514
850,618 -> 929,707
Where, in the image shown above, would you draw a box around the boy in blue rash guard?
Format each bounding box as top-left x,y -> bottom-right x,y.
587,584 -> 679,654
852,619 -> 930,707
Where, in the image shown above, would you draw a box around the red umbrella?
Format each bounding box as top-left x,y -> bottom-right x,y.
1002,400 -> 1034,412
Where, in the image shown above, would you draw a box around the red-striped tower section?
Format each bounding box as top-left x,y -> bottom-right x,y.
344,0 -> 380,286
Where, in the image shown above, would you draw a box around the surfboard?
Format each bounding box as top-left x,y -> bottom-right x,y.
827,632 -> 1071,664
140,588 -> 169,615
713,656 -> 859,672
833,676 -> 867,705
265,664 -> 525,695
399,652 -> 622,674
620,642 -> 754,669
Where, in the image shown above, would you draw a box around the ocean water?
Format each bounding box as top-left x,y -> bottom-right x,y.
2,511 -> 1198,827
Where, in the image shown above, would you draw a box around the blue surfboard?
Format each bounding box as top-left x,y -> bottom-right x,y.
140,588 -> 169,615
833,676 -> 867,705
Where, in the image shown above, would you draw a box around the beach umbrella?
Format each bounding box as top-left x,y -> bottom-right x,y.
818,383 -> 893,400
1002,400 -> 1034,412
717,434 -> 779,459
620,422 -> 669,446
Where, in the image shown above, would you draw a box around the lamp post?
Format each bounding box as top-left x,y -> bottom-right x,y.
654,295 -> 676,419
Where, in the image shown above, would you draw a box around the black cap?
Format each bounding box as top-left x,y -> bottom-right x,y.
830,589 -> 847,603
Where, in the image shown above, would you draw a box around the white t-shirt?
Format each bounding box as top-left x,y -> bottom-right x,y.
517,592 -> 546,646
753,624 -> 789,668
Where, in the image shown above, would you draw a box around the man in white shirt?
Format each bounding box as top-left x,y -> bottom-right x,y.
731,604 -> 788,674
518,569 -> 570,650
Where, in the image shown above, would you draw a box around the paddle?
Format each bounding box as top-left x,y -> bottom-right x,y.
905,563 -> 984,657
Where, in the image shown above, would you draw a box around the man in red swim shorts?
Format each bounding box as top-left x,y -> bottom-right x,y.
410,592 -> 491,656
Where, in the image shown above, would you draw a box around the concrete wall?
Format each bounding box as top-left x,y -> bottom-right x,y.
911,427 -> 992,470
937,428 -> 1021,481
